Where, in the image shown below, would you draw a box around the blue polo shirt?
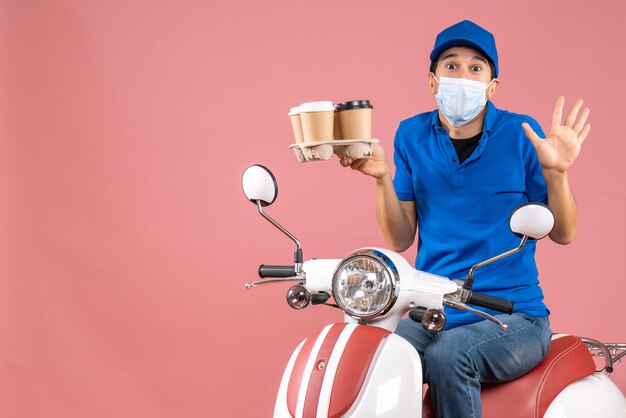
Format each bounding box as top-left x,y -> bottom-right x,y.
393,101 -> 550,328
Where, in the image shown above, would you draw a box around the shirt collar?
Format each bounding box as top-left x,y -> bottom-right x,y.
430,100 -> 498,136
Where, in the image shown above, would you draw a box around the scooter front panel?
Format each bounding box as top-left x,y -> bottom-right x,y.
342,333 -> 422,417
280,323 -> 360,418
275,340 -> 305,418
285,324 -> 328,416
301,323 -> 350,417
275,323 -> 410,418
326,325 -> 394,417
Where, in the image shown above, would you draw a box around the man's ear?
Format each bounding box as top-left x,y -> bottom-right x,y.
428,72 -> 438,95
487,79 -> 499,99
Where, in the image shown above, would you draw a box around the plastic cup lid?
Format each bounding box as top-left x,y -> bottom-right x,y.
288,106 -> 301,116
335,100 -> 373,111
299,101 -> 335,112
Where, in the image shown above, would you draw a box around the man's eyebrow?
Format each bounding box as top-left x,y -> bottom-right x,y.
473,55 -> 488,64
440,53 -> 458,61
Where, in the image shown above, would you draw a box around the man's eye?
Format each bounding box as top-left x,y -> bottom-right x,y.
471,65 -> 482,71
445,63 -> 456,70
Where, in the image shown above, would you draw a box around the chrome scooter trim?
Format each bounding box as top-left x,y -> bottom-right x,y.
245,277 -> 303,289
443,297 -> 509,331
582,338 -> 626,375
464,236 -> 528,289
257,200 -> 302,274
331,249 -> 401,322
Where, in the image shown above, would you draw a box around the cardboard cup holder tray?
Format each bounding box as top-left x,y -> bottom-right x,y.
289,139 -> 379,163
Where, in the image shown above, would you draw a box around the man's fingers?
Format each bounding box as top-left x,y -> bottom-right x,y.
564,98 -> 583,128
552,96 -> 565,127
350,158 -> 367,170
340,157 -> 353,167
579,123 -> 591,144
573,108 -> 590,133
522,122 -> 543,147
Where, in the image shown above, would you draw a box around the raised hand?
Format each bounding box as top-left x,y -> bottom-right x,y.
522,96 -> 591,173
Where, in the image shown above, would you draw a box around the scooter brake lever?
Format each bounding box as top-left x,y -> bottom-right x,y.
444,298 -> 508,331
244,276 -> 303,289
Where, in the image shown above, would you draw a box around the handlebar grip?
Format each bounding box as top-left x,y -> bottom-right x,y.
258,265 -> 296,278
467,292 -> 514,315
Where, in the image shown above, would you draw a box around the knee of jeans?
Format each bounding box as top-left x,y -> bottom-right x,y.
424,340 -> 471,375
394,318 -> 418,339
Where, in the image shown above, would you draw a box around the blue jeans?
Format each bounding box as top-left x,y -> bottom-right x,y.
395,313 -> 552,418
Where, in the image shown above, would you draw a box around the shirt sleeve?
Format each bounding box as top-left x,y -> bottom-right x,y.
523,117 -> 548,204
392,122 -> 416,202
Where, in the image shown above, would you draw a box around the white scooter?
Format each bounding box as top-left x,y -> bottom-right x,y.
242,164 -> 626,418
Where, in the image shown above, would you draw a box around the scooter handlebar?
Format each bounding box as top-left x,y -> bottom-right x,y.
467,292 -> 514,315
258,264 -> 296,278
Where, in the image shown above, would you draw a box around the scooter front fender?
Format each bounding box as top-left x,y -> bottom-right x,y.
274,323 -> 422,418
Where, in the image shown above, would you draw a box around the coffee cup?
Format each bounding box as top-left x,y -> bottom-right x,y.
335,100 -> 373,140
333,107 -> 342,140
288,106 -> 304,143
299,101 -> 335,142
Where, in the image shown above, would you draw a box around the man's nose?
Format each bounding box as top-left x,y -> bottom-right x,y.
459,66 -> 472,78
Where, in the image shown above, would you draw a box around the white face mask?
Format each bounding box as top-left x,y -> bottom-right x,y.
433,75 -> 495,127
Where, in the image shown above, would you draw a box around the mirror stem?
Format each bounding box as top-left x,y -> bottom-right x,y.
463,236 -> 528,290
256,201 -> 303,268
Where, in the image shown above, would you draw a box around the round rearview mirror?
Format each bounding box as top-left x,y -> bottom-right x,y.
242,164 -> 278,206
509,203 -> 555,240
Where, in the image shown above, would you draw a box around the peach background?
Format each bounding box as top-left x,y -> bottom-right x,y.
1,0 -> 624,417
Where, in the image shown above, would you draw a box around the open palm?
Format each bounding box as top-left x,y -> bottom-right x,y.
522,96 -> 591,173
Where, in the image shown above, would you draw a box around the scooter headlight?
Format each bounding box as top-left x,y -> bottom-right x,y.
332,249 -> 400,320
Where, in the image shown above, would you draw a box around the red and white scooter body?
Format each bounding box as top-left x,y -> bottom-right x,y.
274,323 -> 422,418
274,327 -> 626,418
544,367 -> 626,418
272,257 -> 626,418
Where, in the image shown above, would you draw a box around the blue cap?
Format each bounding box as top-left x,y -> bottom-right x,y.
430,20 -> 499,77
